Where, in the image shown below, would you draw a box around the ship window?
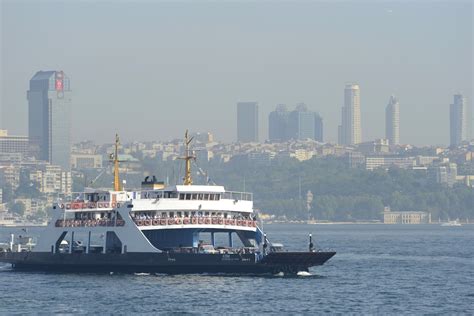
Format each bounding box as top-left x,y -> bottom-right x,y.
205,212 -> 209,216
191,211 -> 196,216
161,212 -> 167,217
211,212 -> 215,216
184,212 -> 189,217
224,213 -> 228,218
198,194 -> 203,200
204,193 -> 209,200
179,194 -> 185,200
215,194 -> 220,201
169,212 -> 174,217
192,194 -> 198,200
209,194 -> 214,201
170,192 -> 177,198
177,212 -> 182,217
185,194 -> 191,200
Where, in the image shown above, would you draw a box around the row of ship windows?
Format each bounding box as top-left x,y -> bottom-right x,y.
178,193 -> 221,201
132,211 -> 248,219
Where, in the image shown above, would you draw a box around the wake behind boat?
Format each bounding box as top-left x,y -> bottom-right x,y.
0,132 -> 335,274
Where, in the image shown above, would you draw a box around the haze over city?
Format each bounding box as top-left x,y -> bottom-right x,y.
1,1 -> 472,145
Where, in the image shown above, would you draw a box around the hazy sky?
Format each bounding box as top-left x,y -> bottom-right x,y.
1,0 -> 472,145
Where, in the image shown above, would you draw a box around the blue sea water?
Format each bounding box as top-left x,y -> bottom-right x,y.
0,224 -> 472,314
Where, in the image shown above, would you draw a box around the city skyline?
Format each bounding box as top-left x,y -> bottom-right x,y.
0,1 -> 472,145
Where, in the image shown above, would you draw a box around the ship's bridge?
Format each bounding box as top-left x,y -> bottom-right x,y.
131,185 -> 253,213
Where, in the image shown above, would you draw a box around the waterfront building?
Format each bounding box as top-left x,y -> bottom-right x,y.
338,84 -> 362,145
27,70 -> 71,170
385,95 -> 400,146
237,102 -> 259,142
449,94 -> 467,147
268,105 -> 289,142
382,207 -> 430,224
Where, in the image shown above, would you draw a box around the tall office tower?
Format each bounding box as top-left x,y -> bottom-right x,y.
237,102 -> 259,142
314,113 -> 323,142
449,94 -> 467,147
268,104 -> 289,142
385,95 -> 400,145
288,103 -> 315,140
338,83 -> 361,145
27,70 -> 71,170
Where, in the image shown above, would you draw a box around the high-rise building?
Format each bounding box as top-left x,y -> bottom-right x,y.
268,104 -> 289,142
385,95 -> 400,146
449,94 -> 467,147
288,103 -> 315,140
338,83 -> 361,145
314,113 -> 323,142
27,70 -> 71,170
237,102 -> 258,142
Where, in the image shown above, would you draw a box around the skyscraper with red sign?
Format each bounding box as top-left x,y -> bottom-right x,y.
27,70 -> 71,170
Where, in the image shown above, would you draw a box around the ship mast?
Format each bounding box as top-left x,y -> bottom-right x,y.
112,133 -> 122,191
181,130 -> 195,185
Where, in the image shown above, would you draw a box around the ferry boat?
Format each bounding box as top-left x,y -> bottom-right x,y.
0,133 -> 335,274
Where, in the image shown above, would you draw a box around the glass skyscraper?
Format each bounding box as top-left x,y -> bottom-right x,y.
385,95 -> 400,146
338,83 -> 361,145
269,103 -> 323,142
449,94 -> 467,148
237,102 -> 259,142
27,70 -> 71,170
268,104 -> 289,142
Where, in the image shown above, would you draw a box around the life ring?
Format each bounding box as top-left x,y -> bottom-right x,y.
237,220 -> 242,226
112,202 -> 117,208
160,219 -> 166,225
211,218 -> 218,225
175,218 -> 182,225
183,218 -> 190,225
218,219 -> 224,225
137,220 -> 143,226
145,219 -> 151,226
152,219 -> 159,226
97,203 -> 103,208
82,203 -> 88,209
205,218 -> 211,225
198,218 -> 203,224
102,202 -> 109,208
191,218 -> 197,224
72,203 -> 80,209
168,218 -> 175,225
252,221 -> 257,227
